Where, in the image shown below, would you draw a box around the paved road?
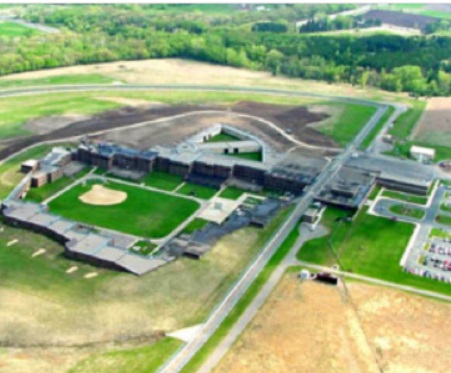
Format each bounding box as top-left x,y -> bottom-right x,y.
159,101 -> 388,373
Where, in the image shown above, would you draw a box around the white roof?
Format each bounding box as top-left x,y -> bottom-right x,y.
22,159 -> 39,167
410,146 -> 435,157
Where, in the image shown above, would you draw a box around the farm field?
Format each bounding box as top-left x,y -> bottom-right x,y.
214,274 -> 451,373
298,207 -> 451,296
0,205 -> 292,373
49,181 -> 200,238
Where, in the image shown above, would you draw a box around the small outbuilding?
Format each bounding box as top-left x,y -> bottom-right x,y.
410,145 -> 435,162
21,159 -> 39,173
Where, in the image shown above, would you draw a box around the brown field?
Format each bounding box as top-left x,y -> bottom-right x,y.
0,58 -> 408,102
79,184 -> 127,206
414,97 -> 451,147
214,274 -> 451,373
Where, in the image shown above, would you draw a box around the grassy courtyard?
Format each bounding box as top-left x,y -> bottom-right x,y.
298,207 -> 451,296
219,186 -> 247,200
178,182 -> 218,200
382,189 -> 428,205
49,181 -> 200,238
143,171 -> 183,191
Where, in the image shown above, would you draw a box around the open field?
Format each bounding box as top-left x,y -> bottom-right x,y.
298,207 -> 451,296
389,100 -> 426,140
0,74 -> 114,88
49,181 -> 199,238
181,212 -> 298,373
68,337 -> 182,373
214,274 -> 451,373
0,205 -> 292,372
381,189 -> 428,205
413,97 -> 451,148
0,58 -> 412,103
181,218 -> 209,234
311,103 -> 377,146
0,21 -> 37,37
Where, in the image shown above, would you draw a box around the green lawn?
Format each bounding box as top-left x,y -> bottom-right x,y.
0,21 -> 37,37
181,218 -> 210,234
129,240 -> 157,256
25,167 -> 91,203
298,207 -> 451,296
205,132 -> 240,143
388,204 -> 425,219
178,183 -> 218,200
226,151 -> 262,162
143,171 -> 183,191
181,207 -> 298,373
367,185 -> 382,200
219,186 -> 247,200
440,203 -> 451,213
359,106 -> 395,150
388,140 -> 451,162
0,74 -> 114,89
49,181 -> 200,238
436,214 -> 451,226
68,337 -> 182,373
315,103 -> 377,146
382,189 -> 428,205
429,227 -> 451,239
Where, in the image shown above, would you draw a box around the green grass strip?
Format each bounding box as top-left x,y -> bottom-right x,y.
359,106 -> 395,150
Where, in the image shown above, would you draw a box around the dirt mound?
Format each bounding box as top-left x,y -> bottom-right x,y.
79,184 -> 127,206
232,101 -> 337,148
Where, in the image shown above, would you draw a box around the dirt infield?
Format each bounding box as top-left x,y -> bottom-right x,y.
214,275 -> 451,373
79,184 -> 127,206
414,97 -> 451,147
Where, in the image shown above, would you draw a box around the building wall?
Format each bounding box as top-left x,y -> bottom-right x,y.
233,164 -> 266,185
264,173 -> 306,194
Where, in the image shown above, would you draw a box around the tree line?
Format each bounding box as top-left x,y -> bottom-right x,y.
0,4 -> 450,96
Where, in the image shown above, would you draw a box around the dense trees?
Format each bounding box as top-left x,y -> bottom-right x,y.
1,4 -> 450,96
299,15 -> 381,33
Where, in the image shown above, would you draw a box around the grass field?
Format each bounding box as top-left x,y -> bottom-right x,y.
0,21 -> 37,37
219,186 -> 246,200
205,132 -> 240,143
181,218 -> 209,234
180,207 -> 297,373
359,106 -> 395,150
0,74 -> 114,88
143,171 -> 183,191
382,189 -> 428,205
389,100 -> 426,140
388,204 -> 425,219
298,207 -> 451,296
389,140 -> 451,162
49,181 -> 199,238
69,337 -> 182,373
315,103 -> 377,146
25,168 -> 91,203
226,151 -> 262,161
178,182 -> 218,200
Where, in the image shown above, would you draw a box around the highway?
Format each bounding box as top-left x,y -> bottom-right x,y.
158,102 -> 387,373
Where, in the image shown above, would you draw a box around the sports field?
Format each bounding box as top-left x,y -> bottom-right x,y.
49,181 -> 200,238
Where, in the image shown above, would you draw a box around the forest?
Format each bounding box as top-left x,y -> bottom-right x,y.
0,4 -> 450,96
